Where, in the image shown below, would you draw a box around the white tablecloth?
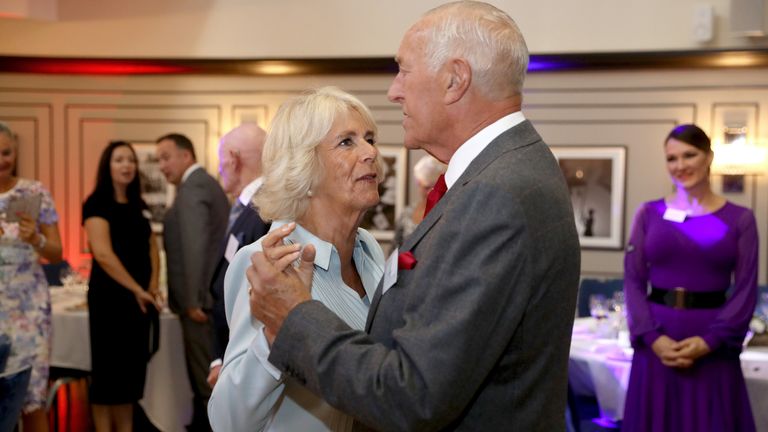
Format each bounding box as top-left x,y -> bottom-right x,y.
50,286 -> 193,432
569,318 -> 768,430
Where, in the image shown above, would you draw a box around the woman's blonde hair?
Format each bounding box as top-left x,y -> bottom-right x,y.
0,121 -> 17,147
254,86 -> 381,221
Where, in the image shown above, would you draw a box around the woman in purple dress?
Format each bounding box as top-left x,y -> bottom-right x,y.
623,124 -> 757,432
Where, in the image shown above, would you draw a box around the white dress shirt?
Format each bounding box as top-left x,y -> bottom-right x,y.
208,221 -> 384,432
238,177 -> 264,207
444,111 -> 525,190
181,163 -> 203,184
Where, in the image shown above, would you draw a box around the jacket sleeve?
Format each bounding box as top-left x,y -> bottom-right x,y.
268,181 -> 555,431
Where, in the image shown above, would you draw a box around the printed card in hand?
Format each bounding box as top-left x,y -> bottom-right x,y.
5,194 -> 42,222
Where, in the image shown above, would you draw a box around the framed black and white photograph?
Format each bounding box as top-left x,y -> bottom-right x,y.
134,142 -> 175,233
360,145 -> 407,241
550,145 -> 627,249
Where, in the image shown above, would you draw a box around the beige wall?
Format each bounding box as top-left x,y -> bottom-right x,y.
0,68 -> 767,283
0,0 -> 766,58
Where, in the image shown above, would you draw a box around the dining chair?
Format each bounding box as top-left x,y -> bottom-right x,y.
0,365 -> 33,432
576,278 -> 624,318
47,366 -> 91,432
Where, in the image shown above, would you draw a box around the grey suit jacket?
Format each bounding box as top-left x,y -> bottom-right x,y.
163,167 -> 229,314
269,121 -> 580,431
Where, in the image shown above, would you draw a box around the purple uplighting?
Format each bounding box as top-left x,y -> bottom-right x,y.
527,56 -> 582,72
676,215 -> 729,248
593,415 -> 621,429
528,58 -> 569,71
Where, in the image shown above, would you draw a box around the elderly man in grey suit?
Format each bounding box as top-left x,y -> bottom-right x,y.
157,133 -> 229,432
247,2 -> 580,431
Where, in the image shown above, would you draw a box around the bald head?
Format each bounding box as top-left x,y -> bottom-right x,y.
218,123 -> 267,196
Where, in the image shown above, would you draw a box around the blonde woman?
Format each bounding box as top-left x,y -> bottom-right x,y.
0,122 -> 63,432
208,87 -> 385,431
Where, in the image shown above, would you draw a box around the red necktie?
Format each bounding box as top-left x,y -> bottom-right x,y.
423,174 -> 447,217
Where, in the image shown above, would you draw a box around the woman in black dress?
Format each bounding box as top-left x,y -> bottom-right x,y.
82,141 -> 162,432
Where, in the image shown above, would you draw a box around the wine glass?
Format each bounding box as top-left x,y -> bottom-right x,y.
59,267 -> 77,287
611,291 -> 625,313
589,294 -> 608,320
60,265 -> 86,288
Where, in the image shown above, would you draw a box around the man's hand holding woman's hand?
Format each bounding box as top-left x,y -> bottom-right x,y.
247,222 -> 315,344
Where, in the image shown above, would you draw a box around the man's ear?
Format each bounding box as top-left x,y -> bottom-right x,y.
181,147 -> 195,164
230,150 -> 242,172
444,58 -> 471,104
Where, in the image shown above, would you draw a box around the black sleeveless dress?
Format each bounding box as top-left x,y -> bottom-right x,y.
82,194 -> 153,404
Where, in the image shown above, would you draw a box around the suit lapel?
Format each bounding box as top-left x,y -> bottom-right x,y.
365,196 -> 445,331
365,121 -> 542,332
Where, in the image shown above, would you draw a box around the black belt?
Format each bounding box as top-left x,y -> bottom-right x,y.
648,286 -> 726,309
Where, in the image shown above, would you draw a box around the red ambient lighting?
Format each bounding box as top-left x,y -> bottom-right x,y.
3,59 -> 191,75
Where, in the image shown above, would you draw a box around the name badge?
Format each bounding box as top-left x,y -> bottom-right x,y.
663,208 -> 687,223
224,234 -> 239,262
382,248 -> 399,295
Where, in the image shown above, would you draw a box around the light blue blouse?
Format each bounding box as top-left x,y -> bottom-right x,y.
208,220 -> 384,432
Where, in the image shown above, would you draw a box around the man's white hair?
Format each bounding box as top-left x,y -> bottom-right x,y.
420,1 -> 529,99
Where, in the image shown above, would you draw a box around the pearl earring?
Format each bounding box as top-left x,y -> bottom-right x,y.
307,189 -> 313,197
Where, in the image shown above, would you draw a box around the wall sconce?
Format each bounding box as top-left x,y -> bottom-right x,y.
710,126 -> 767,193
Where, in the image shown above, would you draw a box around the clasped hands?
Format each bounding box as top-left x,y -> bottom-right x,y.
651,334 -> 711,368
246,223 -> 315,344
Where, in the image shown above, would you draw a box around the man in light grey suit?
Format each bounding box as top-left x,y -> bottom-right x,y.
247,2 -> 580,430
157,133 -> 229,432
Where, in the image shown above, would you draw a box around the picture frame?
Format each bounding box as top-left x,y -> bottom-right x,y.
550,145 -> 627,250
360,145 -> 407,241
133,142 -> 175,233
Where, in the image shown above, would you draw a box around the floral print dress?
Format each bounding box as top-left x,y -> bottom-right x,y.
0,178 -> 58,412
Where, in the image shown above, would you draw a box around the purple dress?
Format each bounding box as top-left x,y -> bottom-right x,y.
623,199 -> 757,432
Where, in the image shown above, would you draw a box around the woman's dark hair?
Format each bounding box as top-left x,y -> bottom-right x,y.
665,124 -> 711,153
92,141 -> 143,206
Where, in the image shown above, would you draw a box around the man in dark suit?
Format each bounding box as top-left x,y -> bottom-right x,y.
206,123 -> 270,388
247,2 -> 580,430
157,133 -> 229,431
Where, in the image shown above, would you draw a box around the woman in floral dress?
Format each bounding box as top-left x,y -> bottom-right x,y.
0,122 -> 63,432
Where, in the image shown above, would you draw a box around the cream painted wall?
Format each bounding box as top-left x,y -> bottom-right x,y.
0,0 -> 766,58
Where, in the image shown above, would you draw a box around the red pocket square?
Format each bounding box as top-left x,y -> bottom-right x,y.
398,251 -> 417,270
